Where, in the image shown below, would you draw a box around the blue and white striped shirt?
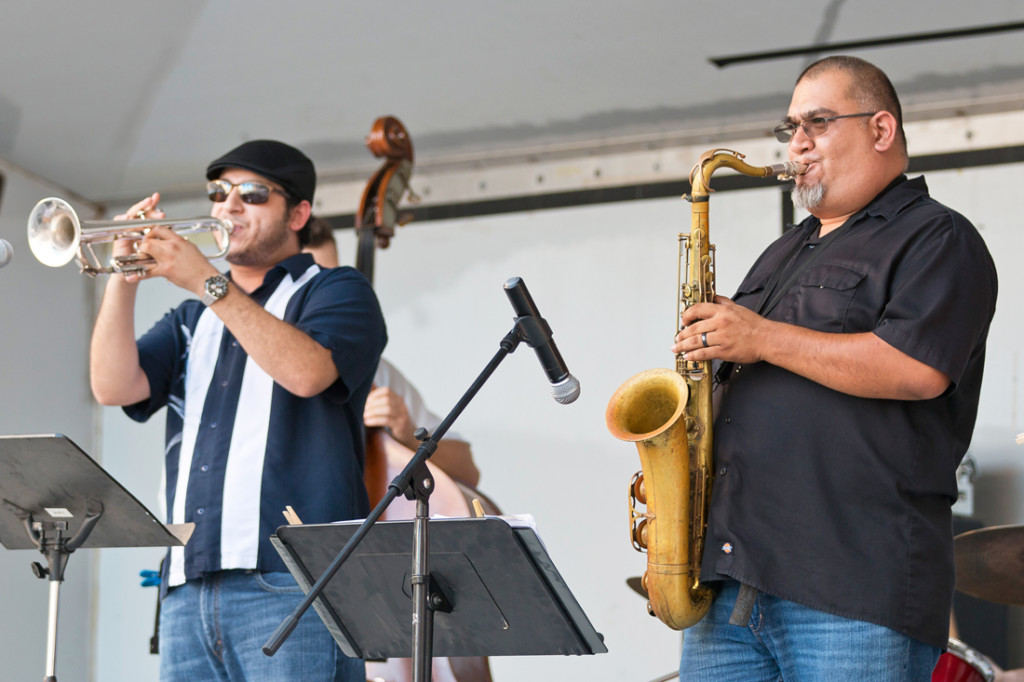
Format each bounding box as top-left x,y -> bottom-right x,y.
126,254 -> 387,585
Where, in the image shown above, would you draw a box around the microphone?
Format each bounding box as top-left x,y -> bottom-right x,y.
0,239 -> 12,268
504,276 -> 580,404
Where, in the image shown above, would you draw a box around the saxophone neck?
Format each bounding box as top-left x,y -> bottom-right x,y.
687,149 -> 807,200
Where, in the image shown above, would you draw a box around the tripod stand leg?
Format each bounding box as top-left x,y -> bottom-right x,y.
44,579 -> 60,682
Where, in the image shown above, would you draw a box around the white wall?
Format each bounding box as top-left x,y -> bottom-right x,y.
0,166 -> 97,680
90,152 -> 1024,679
927,164 -> 1024,492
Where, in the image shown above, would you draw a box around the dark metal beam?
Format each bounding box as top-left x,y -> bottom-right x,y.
325,145 -> 1024,228
709,21 -> 1024,68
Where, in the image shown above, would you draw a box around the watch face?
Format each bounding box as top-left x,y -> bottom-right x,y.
206,275 -> 228,299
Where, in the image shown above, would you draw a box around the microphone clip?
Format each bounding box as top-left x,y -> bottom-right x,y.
512,314 -> 555,350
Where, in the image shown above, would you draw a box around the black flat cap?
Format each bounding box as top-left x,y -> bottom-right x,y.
206,139 -> 316,204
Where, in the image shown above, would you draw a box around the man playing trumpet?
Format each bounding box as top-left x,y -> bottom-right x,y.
90,139 -> 386,682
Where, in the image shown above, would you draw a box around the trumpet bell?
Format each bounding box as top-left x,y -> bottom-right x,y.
27,196 -> 231,276
27,198 -> 81,267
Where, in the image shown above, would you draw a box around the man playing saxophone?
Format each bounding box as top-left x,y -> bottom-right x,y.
672,56 -> 997,680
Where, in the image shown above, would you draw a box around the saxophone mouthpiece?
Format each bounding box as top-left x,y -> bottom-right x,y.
772,161 -> 808,181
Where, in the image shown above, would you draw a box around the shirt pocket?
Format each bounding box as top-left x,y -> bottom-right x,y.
778,263 -> 867,332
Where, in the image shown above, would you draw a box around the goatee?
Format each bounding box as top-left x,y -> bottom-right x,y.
792,182 -> 825,210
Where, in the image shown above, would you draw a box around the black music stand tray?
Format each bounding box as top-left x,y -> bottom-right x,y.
0,434 -> 194,682
271,517 -> 607,661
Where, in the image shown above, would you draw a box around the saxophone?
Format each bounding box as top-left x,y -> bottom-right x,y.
606,149 -> 805,630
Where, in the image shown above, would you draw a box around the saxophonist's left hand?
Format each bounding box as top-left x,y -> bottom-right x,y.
673,295 -> 771,364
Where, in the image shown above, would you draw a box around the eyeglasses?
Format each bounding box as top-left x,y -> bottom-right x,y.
773,112 -> 877,143
206,179 -> 288,204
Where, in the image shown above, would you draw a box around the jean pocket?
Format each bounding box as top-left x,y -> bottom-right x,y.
253,571 -> 303,594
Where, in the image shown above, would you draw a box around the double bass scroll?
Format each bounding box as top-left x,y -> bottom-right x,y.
353,117 -> 500,517
354,116 -> 417,284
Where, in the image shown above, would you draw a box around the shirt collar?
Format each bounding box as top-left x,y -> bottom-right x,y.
270,252 -> 317,280
801,174 -> 927,236
229,252 -> 317,297
862,174 -> 927,220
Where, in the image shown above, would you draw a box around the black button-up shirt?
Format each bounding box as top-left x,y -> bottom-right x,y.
704,176 -> 997,648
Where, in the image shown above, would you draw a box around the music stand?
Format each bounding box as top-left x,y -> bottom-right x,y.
270,517 -> 607,659
0,434 -> 193,682
264,277 -> 598,681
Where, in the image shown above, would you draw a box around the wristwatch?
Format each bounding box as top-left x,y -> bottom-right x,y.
200,274 -> 229,306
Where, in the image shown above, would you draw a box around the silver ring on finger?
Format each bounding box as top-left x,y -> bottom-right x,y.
701,332 -> 709,348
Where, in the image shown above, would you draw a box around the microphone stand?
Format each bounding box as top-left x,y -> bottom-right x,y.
264,314 -> 552,682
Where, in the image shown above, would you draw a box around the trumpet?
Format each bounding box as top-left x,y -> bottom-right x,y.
27,197 -> 231,276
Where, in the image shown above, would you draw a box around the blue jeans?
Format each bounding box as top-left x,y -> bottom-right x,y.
159,570 -> 364,682
679,581 -> 941,682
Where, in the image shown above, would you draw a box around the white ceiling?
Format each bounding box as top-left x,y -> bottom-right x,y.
3,0 -> 1024,208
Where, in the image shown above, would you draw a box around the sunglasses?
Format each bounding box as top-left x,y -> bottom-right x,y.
206,179 -> 289,204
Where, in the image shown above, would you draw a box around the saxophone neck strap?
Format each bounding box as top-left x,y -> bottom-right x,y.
755,218 -> 854,319
728,583 -> 758,626
713,217 -> 856,388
